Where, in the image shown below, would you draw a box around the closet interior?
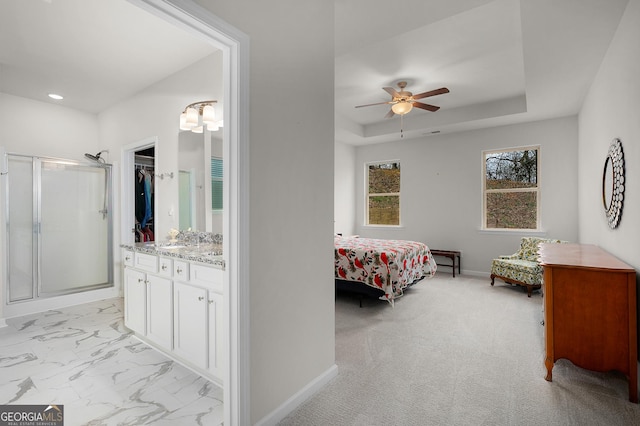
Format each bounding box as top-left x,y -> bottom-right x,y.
135,147 -> 155,242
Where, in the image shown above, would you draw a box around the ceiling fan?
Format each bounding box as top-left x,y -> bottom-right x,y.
355,81 -> 450,118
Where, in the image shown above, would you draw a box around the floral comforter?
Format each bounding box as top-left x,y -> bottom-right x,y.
334,235 -> 437,303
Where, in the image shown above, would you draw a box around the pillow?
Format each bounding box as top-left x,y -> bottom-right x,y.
518,237 -> 565,261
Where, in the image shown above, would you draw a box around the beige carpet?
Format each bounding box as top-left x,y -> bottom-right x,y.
279,273 -> 640,425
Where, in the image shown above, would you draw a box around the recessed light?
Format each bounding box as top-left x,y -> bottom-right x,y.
48,93 -> 64,100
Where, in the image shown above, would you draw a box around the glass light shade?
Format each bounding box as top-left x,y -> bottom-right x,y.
391,101 -> 413,115
185,107 -> 199,127
179,112 -> 192,131
202,104 -> 216,126
191,125 -> 204,134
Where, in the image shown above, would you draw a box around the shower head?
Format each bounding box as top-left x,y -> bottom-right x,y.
84,150 -> 108,163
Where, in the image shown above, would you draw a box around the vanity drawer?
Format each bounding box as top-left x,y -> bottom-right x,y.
123,250 -> 134,267
191,264 -> 223,293
134,252 -> 158,273
158,257 -> 173,278
174,260 -> 190,281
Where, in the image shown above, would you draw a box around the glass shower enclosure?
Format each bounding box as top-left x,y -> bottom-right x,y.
5,154 -> 113,303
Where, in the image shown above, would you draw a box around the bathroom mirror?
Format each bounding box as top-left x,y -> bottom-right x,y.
178,130 -> 207,231
178,130 -> 223,233
602,138 -> 625,229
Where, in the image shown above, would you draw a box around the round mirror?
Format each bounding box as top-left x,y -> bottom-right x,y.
602,138 -> 625,229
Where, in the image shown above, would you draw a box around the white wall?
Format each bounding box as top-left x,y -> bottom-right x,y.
578,0 -> 639,268
352,117 -> 579,275
195,1 -> 336,423
334,141 -> 356,236
99,53 -> 223,244
0,93 -> 100,159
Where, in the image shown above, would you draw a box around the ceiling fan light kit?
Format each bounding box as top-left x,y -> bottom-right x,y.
355,81 -> 449,137
391,101 -> 413,115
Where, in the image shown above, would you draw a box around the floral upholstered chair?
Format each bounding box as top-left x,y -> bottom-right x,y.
490,237 -> 566,297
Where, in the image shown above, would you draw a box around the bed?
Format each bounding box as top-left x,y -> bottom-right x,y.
334,235 -> 437,304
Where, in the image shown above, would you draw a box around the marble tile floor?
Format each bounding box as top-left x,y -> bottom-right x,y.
0,297 -> 223,425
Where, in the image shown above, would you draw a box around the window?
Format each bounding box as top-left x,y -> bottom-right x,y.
483,147 -> 539,230
366,161 -> 400,226
211,157 -> 223,211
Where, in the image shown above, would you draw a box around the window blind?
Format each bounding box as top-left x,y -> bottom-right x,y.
211,157 -> 223,210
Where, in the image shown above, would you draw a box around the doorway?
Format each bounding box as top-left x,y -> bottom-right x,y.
128,2 -> 249,425
121,138 -> 156,246
133,147 -> 155,243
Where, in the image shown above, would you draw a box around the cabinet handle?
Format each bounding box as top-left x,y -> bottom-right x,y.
161,264 -> 167,271
125,256 -> 131,261
177,267 -> 183,274
198,296 -> 204,301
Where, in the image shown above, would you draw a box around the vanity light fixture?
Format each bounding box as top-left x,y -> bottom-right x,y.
179,100 -> 223,132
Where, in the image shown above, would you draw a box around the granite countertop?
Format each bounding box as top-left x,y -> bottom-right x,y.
121,240 -> 225,270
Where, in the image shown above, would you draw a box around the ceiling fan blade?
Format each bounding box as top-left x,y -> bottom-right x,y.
355,101 -> 392,108
383,87 -> 400,98
384,109 -> 395,118
413,102 -> 440,112
413,87 -> 449,100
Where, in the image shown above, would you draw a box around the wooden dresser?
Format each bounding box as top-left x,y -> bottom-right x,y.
539,243 -> 637,403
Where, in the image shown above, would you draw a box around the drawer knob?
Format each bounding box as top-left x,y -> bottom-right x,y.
137,278 -> 144,283
177,267 -> 183,274
198,296 -> 204,301
161,264 -> 167,271
125,256 -> 131,261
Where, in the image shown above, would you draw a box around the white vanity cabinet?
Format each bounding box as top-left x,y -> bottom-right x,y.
123,252 -> 173,351
207,290 -> 224,379
146,273 -> 173,350
122,247 -> 224,385
173,281 -> 208,369
173,263 -> 224,384
124,268 -> 146,335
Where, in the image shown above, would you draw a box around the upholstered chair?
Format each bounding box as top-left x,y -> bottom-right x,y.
490,237 -> 567,297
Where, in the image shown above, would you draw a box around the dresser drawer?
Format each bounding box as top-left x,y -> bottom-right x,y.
191,264 -> 223,293
174,260 -> 190,281
158,257 -> 173,278
123,250 -> 134,267
134,252 -> 158,273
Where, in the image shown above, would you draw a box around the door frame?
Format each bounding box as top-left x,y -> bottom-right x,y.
128,1 -> 250,425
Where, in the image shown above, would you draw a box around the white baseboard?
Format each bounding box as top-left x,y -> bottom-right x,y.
255,363 -> 339,426
434,267 -> 489,278
463,269 -> 491,278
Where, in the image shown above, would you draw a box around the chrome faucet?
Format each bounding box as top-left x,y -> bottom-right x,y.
191,233 -> 200,248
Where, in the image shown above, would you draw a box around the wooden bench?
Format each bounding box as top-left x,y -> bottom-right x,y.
430,249 -> 461,277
